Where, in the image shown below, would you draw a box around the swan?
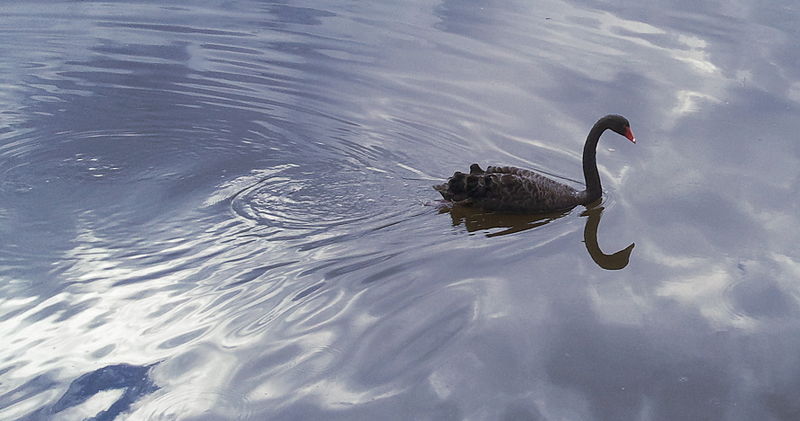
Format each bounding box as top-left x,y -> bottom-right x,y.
433,114 -> 635,212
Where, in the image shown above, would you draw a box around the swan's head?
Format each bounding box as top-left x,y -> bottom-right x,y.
604,114 -> 636,144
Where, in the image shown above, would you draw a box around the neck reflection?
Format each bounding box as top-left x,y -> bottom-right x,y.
581,204 -> 635,270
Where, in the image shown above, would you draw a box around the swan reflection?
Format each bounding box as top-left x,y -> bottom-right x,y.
581,205 -> 635,270
440,202 -> 634,270
442,205 -> 569,237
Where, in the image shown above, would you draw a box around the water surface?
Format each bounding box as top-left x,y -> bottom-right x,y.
2,1 -> 800,420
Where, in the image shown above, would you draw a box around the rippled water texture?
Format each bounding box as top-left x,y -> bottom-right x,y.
2,1 -> 800,420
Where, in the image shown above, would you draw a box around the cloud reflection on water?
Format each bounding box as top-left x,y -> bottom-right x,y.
1,0 -> 800,420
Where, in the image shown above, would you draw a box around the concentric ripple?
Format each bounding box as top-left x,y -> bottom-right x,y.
230,164 -> 409,236
136,388 -> 254,421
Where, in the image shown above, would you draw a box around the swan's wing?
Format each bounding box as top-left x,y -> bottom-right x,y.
486,165 -> 542,178
486,166 -> 572,191
481,171 -> 579,211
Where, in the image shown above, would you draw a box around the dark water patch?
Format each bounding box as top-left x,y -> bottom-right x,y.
158,327 -> 208,350
293,283 -> 325,301
264,4 -> 337,26
95,21 -> 254,38
51,363 -> 159,420
225,261 -> 299,288
0,374 -> 60,416
318,252 -> 402,280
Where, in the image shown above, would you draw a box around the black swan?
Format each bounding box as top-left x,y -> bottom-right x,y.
434,114 -> 635,212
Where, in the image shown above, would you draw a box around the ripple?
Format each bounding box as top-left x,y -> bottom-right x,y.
231,167 -> 375,228
230,164 -> 411,239
288,344 -> 345,378
723,261 -> 798,322
0,129 -> 166,199
138,388 -> 254,421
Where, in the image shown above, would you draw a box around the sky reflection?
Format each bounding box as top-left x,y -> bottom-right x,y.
1,0 -> 800,420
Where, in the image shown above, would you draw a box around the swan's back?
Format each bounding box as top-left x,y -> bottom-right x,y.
433,164 -> 583,212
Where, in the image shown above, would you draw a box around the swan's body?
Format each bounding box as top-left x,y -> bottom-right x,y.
434,115 -> 635,213
434,164 -> 586,212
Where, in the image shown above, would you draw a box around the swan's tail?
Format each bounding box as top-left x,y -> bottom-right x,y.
432,183 -> 451,199
432,163 -> 490,202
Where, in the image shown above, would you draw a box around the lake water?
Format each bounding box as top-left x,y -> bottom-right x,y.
2,1 -> 800,420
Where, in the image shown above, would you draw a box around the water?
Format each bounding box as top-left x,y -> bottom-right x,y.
1,1 -> 799,420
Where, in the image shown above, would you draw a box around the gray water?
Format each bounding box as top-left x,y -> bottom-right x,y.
2,1 -> 800,420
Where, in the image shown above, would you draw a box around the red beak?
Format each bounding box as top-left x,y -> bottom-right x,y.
625,126 -> 636,143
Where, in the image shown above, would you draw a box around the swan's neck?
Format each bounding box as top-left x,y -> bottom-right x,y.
582,123 -> 606,203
